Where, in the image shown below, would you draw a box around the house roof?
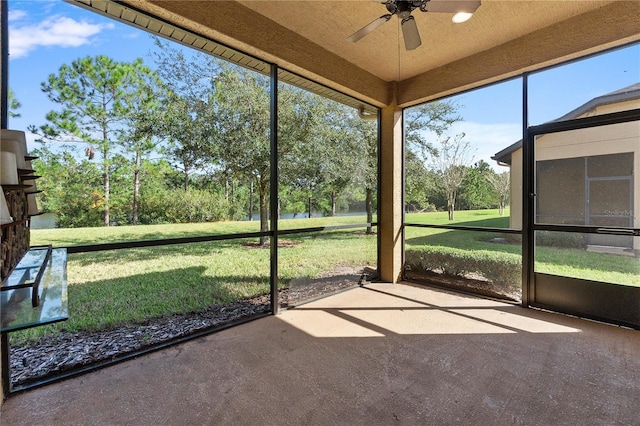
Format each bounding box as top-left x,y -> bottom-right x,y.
491,82 -> 640,165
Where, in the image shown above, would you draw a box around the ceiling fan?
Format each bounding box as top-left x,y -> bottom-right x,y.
347,0 -> 481,51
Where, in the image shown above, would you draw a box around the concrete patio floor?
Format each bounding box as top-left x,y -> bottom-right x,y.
2,282 -> 639,425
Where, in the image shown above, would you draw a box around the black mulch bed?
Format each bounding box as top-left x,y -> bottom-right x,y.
9,268 -> 371,389
404,269 -> 521,302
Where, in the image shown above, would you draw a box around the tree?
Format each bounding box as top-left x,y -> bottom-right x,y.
118,70 -> 166,224
486,170 -> 510,215
8,88 -> 21,118
277,88 -> 326,218
214,66 -> 272,244
30,55 -> 160,226
458,160 -> 498,210
433,134 -> 474,220
159,93 -> 217,190
135,159 -> 177,224
345,111 -> 378,233
405,150 -> 437,212
404,100 -> 464,214
279,92 -> 361,220
150,37 -> 220,190
405,100 -> 462,161
30,147 -> 103,227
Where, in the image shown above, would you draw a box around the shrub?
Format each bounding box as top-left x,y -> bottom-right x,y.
139,188 -> 234,224
536,231 -> 585,249
405,246 -> 521,290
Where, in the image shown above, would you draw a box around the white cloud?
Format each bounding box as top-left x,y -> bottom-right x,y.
8,9 -> 28,21
418,121 -> 521,171
450,121 -> 521,170
450,122 -> 521,148
10,15 -> 114,58
122,31 -> 141,40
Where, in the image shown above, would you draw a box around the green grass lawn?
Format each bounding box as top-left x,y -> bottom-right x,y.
31,214 -> 377,247
14,220 -> 377,342
405,208 -> 511,228
13,209 -> 638,343
405,209 -> 639,287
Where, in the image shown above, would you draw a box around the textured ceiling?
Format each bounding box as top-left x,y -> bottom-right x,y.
111,0 -> 639,107
237,0 -> 614,81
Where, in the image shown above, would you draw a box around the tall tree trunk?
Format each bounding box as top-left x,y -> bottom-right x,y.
99,118 -> 111,227
183,165 -> 190,191
224,174 -> 229,200
259,178 -> 269,246
447,193 -> 456,220
308,196 -> 312,218
103,141 -> 110,227
249,179 -> 254,221
132,149 -> 141,225
365,187 -> 373,234
331,191 -> 336,216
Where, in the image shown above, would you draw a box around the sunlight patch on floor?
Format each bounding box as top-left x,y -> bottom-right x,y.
277,285 -> 583,338
339,308 -> 515,335
278,309 -> 385,338
450,309 -> 582,333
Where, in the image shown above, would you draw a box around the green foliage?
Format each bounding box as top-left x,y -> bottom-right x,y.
485,169 -> 510,215
405,150 -> 440,212
106,153 -> 137,225
30,55 -> 163,226
433,134 -> 474,220
27,44 -> 380,232
31,148 -> 103,228
214,66 -> 272,241
278,88 -> 378,219
403,100 -> 467,214
405,246 -> 521,290
405,209 -> 639,288
8,88 -> 21,118
405,100 -> 462,159
458,160 -> 499,210
151,37 -> 219,190
536,231 -> 586,249
141,188 -> 234,224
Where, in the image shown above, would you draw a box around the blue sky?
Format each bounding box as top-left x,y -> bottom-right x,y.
7,0 -> 640,168
8,0 -> 153,153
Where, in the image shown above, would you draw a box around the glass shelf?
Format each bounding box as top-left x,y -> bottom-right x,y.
2,246 -> 50,289
1,248 -> 68,333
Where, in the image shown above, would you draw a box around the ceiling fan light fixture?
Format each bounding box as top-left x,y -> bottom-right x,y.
452,11 -> 474,23
347,0 -> 481,49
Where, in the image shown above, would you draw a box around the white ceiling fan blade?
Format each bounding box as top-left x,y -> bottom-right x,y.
421,0 -> 481,14
347,14 -> 392,43
401,16 -> 421,50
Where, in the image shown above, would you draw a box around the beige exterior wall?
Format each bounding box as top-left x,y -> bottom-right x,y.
507,98 -> 640,248
379,90 -> 404,283
509,150 -> 523,230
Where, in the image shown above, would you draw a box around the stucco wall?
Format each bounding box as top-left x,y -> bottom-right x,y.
510,150 -> 523,230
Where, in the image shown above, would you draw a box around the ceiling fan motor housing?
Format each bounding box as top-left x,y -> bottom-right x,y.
348,0 -> 479,49
389,1 -> 415,19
